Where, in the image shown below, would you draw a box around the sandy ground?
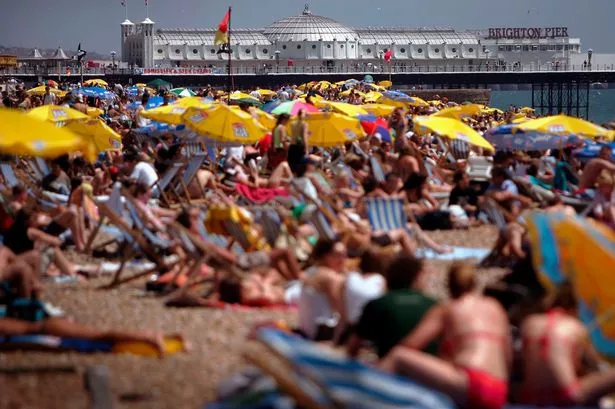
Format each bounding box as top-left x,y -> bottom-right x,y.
0,225 -> 505,409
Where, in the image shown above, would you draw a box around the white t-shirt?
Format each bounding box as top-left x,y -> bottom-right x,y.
136,105 -> 150,128
344,272 -> 385,324
43,92 -> 56,105
130,161 -> 159,187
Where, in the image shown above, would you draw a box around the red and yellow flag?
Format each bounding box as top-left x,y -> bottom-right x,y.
214,9 -> 230,45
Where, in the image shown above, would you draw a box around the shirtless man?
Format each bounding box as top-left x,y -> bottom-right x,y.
578,146 -> 615,190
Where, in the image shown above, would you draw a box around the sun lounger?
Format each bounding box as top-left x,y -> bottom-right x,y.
244,328 -> 456,409
365,197 -> 407,233
151,162 -> 184,205
466,156 -> 493,182
369,156 -> 386,183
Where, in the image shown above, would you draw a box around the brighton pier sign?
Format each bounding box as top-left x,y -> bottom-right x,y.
487,27 -> 569,40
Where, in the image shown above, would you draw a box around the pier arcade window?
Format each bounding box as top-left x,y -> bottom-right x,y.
312,45 -> 317,49
451,48 -> 457,53
366,48 -> 372,54
468,47 -> 474,53
263,49 -> 268,54
282,45 -> 287,49
210,49 -> 216,54
515,45 -> 521,52
540,45 -> 548,51
157,49 -> 163,54
523,45 -> 530,51
175,48 -> 180,54
327,44 -> 331,48
192,49 -> 198,54
417,48 -> 423,53
498,45 -> 505,51
297,45 -> 302,49
531,45 -> 538,51
245,49 -> 251,54
340,44 -> 344,48
400,48 -> 406,53
556,45 -> 563,51
434,48 -> 440,53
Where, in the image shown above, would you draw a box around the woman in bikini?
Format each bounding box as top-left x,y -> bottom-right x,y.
380,263 -> 511,409
517,282 -> 615,406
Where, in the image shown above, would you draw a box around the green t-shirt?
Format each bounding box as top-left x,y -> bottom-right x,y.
355,289 -> 438,358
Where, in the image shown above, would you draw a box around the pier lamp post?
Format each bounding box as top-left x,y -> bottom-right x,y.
110,51 -> 116,74
275,50 -> 280,73
587,49 -> 593,70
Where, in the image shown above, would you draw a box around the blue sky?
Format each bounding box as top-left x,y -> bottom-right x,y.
2,0 -> 613,55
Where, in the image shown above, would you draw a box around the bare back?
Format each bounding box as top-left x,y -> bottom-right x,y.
442,294 -> 511,380
520,311 -> 587,390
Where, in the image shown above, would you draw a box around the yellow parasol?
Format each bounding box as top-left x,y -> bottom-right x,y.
135,83 -> 147,88
318,101 -> 368,117
339,89 -> 366,98
66,118 -> 123,152
26,86 -> 67,97
295,112 -> 365,147
0,109 -> 96,162
230,106 -> 276,130
364,91 -> 383,103
26,105 -> 89,123
520,107 -> 535,114
83,79 -> 108,87
255,89 -> 277,97
433,104 -> 484,120
361,103 -> 395,117
142,97 -> 212,125
413,116 -> 494,151
377,80 -> 393,89
518,115 -> 610,139
182,104 -> 268,145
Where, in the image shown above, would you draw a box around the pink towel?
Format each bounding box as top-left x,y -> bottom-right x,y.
236,183 -> 290,204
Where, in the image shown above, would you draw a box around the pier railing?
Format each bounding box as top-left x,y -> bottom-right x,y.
1,63 -> 614,77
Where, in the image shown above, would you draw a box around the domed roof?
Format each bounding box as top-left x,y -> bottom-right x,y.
263,5 -> 358,42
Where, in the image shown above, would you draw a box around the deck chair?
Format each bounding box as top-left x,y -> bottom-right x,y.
466,156 -> 493,182
245,328 -> 456,409
480,198 -> 508,231
365,197 -> 408,233
84,183 -> 125,253
250,207 -> 283,247
96,191 -> 179,289
151,162 -> 183,205
171,153 -> 207,204
0,163 -> 58,209
369,156 -> 386,184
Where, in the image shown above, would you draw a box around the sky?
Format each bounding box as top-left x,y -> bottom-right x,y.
2,0 -> 614,55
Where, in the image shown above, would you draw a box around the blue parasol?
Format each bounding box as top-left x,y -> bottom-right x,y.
484,124 -> 583,151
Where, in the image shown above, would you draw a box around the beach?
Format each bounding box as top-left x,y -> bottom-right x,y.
0,226 -> 503,409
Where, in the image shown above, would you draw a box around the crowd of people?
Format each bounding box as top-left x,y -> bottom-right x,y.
0,76 -> 614,407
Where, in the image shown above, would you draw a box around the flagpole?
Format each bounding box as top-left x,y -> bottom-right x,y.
227,6 -> 233,103
145,0 -> 149,19
125,0 -> 128,20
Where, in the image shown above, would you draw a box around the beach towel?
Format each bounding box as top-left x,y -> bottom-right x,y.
236,184 -> 290,205
416,246 -> 490,262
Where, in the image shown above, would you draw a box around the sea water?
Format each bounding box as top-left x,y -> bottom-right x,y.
490,89 -> 615,124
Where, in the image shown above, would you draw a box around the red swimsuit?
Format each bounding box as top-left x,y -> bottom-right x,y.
518,309 -> 580,406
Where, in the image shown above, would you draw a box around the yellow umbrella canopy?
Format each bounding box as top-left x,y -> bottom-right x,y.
433,104 -> 484,120
319,101 -> 368,117
66,118 -> 122,152
0,109 -> 96,162
182,104 -> 268,145
517,114 -> 610,138
26,86 -> 67,97
255,89 -> 277,97
377,80 -> 393,89
413,116 -> 494,151
361,103 -> 395,117
297,112 -> 366,147
86,107 -> 104,118
339,89 -> 366,98
364,91 -> 383,103
26,105 -> 89,123
142,104 -> 195,125
84,79 -> 108,87
230,106 -> 276,130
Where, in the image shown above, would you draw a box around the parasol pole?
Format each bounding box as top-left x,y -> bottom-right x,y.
227,6 -> 233,103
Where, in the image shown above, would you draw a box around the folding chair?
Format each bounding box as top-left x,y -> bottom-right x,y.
365,197 -> 408,233
466,156 -> 493,182
84,183 -> 125,253
369,156 -> 386,184
480,198 -> 508,231
171,153 -> 207,204
0,163 -> 59,209
151,161 -> 183,206
250,207 -> 283,247
243,328 -> 456,409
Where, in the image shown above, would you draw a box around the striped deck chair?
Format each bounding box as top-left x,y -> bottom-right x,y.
369,156 -> 386,184
246,328 -> 456,409
449,139 -> 470,160
365,197 -> 407,233
480,198 -> 508,232
310,210 -> 338,241
183,140 -> 205,159
466,156 -> 493,182
0,163 -> 58,209
171,153 -> 207,204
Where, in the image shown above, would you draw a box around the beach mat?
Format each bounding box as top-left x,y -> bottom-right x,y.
416,246 -> 490,261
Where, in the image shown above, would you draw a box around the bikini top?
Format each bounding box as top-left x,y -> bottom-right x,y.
522,308 -> 579,360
